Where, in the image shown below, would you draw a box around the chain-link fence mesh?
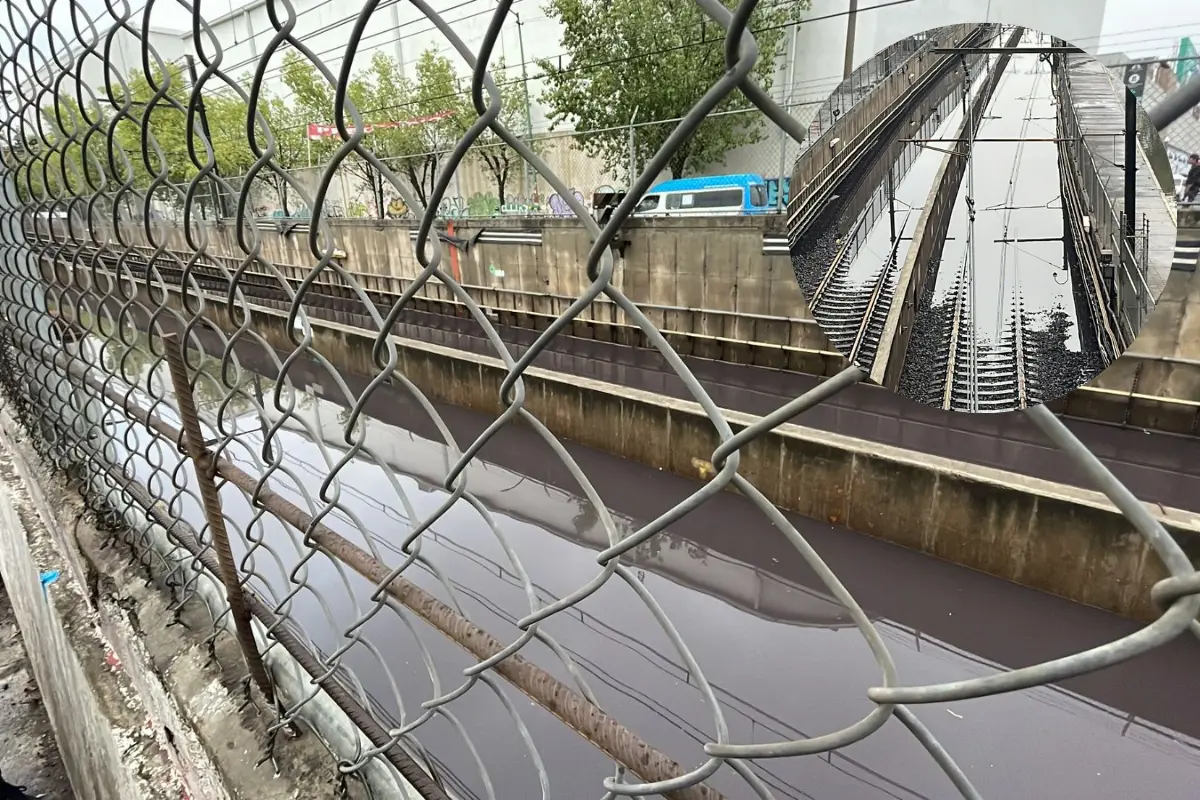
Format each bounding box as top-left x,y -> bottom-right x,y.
1141,60 -> 1200,202
0,2 -> 1198,798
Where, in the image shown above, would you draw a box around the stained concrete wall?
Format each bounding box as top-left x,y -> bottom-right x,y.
150,286 -> 1199,622
0,404 -> 413,800
103,214 -> 826,350
55,254 -> 1200,437
0,463 -> 142,800
1091,208 -> 1200,403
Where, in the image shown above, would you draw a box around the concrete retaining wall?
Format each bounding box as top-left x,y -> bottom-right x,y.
1095,209 -> 1200,402
103,214 -> 826,350
153,288 -> 1199,622
50,255 -> 1200,436
0,406 -> 413,799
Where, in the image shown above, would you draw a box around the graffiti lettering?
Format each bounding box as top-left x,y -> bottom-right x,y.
765,177 -> 791,209
269,200 -> 344,220
547,190 -> 585,216
432,188 -> 592,218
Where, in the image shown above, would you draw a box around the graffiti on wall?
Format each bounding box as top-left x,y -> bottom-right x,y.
253,177 -> 792,220
435,188 -> 588,219
765,177 -> 791,209
268,200 -> 345,219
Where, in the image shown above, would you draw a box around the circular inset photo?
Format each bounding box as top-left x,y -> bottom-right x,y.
788,24 -> 1177,413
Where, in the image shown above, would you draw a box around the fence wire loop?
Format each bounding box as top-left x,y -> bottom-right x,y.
0,3 -> 1197,799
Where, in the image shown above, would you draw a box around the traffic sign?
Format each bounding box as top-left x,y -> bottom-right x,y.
1123,59 -> 1155,98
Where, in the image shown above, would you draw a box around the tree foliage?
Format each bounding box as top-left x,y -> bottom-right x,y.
12,95 -> 132,218
470,57 -> 532,205
537,0 -> 809,180
111,63 -> 214,211
280,49 -> 479,214
345,51 -> 422,215
382,50 -> 472,209
107,63 -> 263,217
277,51 -> 339,214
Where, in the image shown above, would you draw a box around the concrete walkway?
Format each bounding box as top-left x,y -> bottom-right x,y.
1066,55 -> 1177,300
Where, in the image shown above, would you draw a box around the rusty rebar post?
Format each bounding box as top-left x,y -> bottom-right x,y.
162,333 -> 276,705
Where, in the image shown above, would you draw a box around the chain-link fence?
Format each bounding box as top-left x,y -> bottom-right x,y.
1,2 -> 1199,799
106,108 -> 816,223
1142,60 -> 1200,202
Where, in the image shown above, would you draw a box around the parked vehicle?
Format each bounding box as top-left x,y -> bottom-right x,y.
632,173 -> 773,217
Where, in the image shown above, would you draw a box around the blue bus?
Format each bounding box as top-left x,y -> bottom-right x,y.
632,173 -> 773,217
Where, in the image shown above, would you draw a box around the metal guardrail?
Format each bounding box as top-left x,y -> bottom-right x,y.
1055,53 -> 1155,340
785,23 -> 989,228
0,4 -> 1198,799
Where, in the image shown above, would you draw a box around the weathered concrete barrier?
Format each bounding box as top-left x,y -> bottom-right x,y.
140,285 -> 1198,622
1078,204 -> 1200,402
63,213 -> 825,352
0,406 -> 416,799
49,254 -> 1200,438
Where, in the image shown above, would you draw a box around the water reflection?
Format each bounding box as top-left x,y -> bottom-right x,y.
64,331 -> 1200,799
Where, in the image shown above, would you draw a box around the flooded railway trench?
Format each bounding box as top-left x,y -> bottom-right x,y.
899,46 -> 1100,408
51,287 -> 1200,515
66,330 -> 1200,800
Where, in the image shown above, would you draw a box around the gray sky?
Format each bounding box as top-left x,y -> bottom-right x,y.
20,0 -> 1200,57
1098,0 -> 1198,57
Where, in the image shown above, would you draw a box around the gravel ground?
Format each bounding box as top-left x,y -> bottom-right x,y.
0,585 -> 74,799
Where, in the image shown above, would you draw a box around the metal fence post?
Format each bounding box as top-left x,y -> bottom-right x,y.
162,333 -> 275,704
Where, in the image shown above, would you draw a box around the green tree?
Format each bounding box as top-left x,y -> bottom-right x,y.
470,57 -> 533,205
345,52 -> 418,217
110,63 -> 257,218
206,76 -> 312,217
111,63 -> 195,197
537,0 -> 808,180
258,95 -> 313,216
7,96 -> 115,213
386,50 -> 472,207
278,52 -> 344,215
201,90 -> 257,212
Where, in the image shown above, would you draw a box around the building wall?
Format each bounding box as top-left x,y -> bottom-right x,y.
15,26 -> 188,109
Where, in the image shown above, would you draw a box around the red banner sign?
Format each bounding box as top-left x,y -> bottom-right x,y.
306,110 -> 453,140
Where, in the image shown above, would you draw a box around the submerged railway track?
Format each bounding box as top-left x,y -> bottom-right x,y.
793,26 -> 1123,413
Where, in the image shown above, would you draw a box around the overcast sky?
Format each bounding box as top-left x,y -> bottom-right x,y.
9,0 -> 1199,65
60,0 -> 1200,54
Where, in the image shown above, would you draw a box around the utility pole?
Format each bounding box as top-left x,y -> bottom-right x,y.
1123,86 -> 1138,261
962,55 -> 979,413
185,55 -> 229,219
777,22 -> 799,211
843,0 -> 859,79
514,12 -> 535,194
886,166 -> 896,244
628,107 -> 639,189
